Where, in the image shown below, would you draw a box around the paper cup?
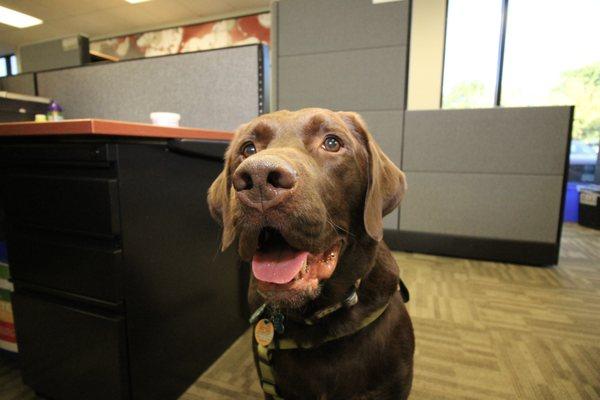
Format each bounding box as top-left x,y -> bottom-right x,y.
150,112 -> 181,127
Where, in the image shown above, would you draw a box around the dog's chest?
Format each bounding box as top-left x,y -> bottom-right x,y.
267,334 -> 390,400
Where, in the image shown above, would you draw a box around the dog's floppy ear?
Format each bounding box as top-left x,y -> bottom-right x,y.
338,112 -> 407,242
207,152 -> 236,251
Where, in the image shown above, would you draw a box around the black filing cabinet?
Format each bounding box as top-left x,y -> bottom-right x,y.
0,137 -> 248,400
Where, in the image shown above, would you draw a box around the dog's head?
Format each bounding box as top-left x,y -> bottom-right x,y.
208,108 -> 406,308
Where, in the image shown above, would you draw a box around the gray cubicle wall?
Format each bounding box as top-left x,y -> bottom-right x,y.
37,45 -> 265,131
272,0 -> 410,229
0,74 -> 36,96
389,106 -> 573,265
19,35 -> 90,74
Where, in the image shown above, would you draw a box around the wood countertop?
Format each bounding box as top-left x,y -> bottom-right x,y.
0,119 -> 233,140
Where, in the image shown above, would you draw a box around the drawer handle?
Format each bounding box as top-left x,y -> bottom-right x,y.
167,139 -> 228,161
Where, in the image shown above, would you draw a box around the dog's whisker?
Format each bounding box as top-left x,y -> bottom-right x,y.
326,212 -> 354,238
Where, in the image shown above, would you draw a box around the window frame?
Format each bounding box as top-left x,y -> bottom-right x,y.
440,0 -> 510,108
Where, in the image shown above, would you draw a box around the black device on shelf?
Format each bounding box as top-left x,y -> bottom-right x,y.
0,93 -> 49,123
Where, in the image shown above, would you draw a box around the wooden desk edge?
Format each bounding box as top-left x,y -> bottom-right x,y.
0,119 -> 234,141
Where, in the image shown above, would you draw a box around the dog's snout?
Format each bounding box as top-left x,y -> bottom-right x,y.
233,156 -> 297,210
233,170 -> 254,191
266,168 -> 296,190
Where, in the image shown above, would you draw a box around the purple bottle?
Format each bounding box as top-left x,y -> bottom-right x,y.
47,100 -> 64,121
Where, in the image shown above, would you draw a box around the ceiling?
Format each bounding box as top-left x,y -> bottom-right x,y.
0,0 -> 270,55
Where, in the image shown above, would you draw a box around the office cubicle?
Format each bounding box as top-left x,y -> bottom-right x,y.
32,44 -> 268,131
0,42 -> 268,260
272,0 -> 573,265
390,107 -> 573,265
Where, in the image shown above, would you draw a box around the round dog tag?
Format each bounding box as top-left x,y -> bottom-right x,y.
255,319 -> 275,347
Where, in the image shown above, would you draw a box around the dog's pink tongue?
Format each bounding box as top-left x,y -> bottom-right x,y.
252,249 -> 309,284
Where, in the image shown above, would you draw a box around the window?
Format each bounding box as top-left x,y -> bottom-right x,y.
0,54 -> 18,77
501,0 -> 600,178
442,0 -> 599,183
442,0 -> 503,108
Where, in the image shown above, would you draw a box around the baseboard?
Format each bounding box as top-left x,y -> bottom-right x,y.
384,229 -> 559,266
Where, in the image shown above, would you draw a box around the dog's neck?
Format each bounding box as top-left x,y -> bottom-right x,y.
275,278 -> 361,326
304,237 -> 393,311
252,239 -> 400,335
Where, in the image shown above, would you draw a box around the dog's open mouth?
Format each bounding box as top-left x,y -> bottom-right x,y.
252,228 -> 340,292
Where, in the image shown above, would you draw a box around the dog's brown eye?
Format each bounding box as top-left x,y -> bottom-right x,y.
241,142 -> 257,158
322,136 -> 342,152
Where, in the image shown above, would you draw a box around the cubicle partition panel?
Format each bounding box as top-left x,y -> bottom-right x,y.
0,74 -> 37,96
19,35 -> 90,74
387,106 -> 573,265
37,44 -> 267,131
272,0 -> 411,229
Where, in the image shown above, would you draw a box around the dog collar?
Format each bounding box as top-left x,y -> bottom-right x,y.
250,279 -> 362,330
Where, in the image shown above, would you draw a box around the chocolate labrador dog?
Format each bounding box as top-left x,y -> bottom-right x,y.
207,108 -> 414,400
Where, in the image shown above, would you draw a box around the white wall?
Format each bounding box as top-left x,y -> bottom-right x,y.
407,0 -> 447,110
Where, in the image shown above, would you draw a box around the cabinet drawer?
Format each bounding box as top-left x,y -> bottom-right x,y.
12,292 -> 129,400
8,232 -> 122,302
4,175 -> 120,235
0,143 -> 115,166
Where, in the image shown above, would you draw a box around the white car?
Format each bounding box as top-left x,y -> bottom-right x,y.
569,140 -> 598,182
570,140 -> 598,165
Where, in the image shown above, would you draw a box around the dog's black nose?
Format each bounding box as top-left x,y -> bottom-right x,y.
233,156 -> 297,210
